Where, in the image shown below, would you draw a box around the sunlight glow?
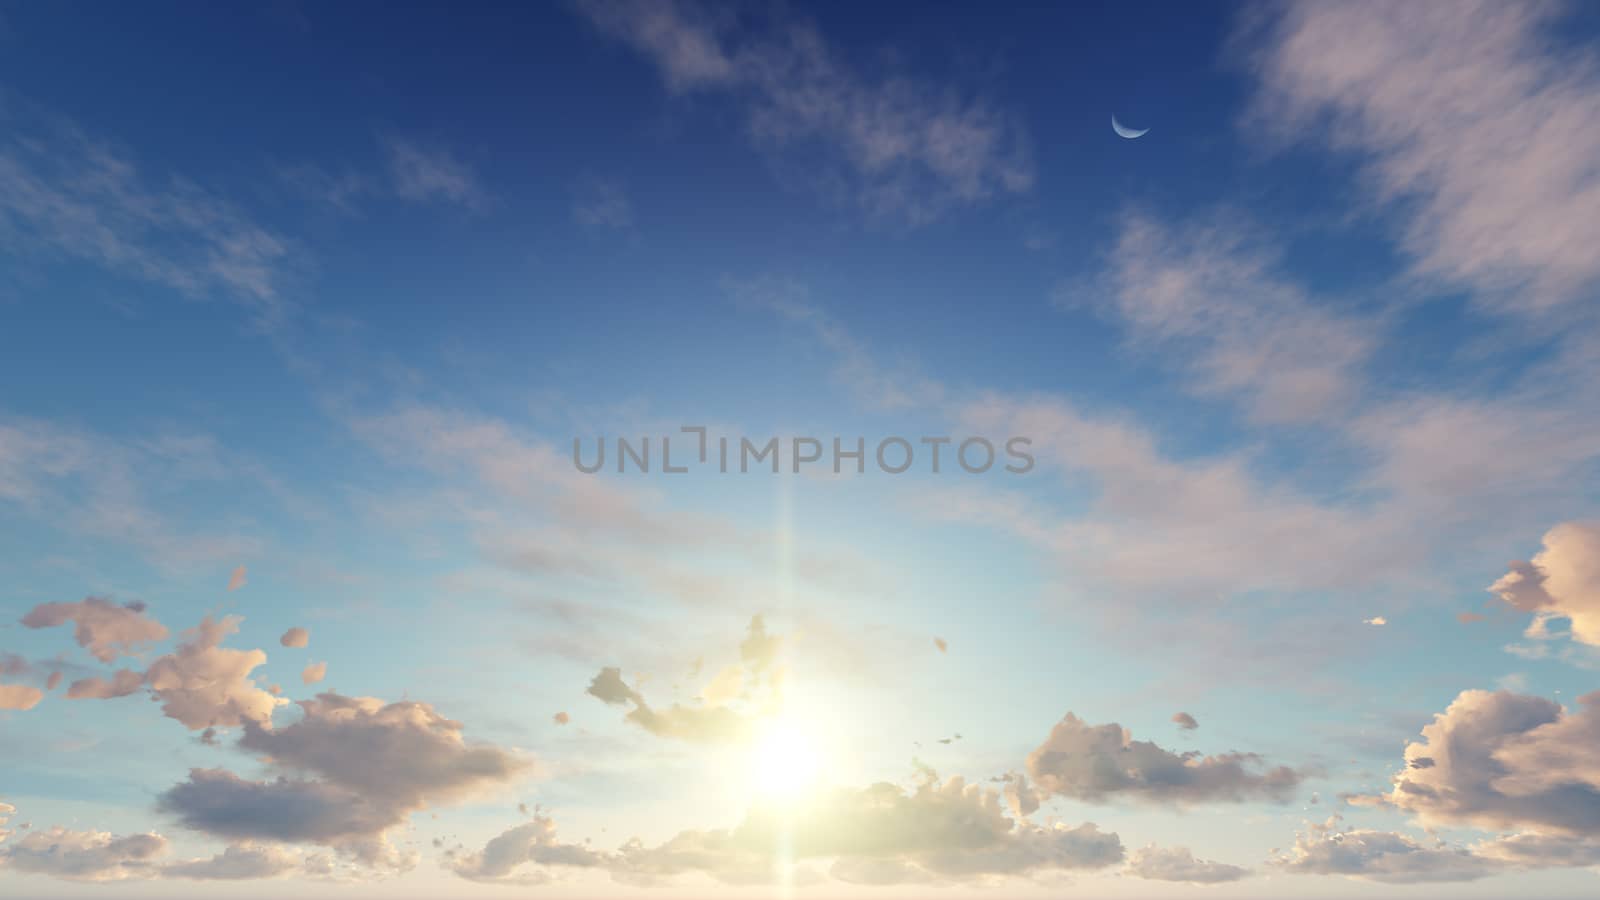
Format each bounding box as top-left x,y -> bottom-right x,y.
752,719 -> 822,802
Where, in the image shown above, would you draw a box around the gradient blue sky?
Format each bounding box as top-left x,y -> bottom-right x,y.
3,1 -> 1600,897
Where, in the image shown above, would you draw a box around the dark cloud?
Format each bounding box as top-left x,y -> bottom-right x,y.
1026,713 -> 1303,805
158,693 -> 529,870
1356,689 -> 1600,835
1172,711 -> 1199,730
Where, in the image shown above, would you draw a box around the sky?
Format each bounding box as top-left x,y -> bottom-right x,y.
2,0 -> 1600,896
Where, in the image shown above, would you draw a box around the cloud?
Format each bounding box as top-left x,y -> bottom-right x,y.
0,825 -> 167,882
382,138 -> 488,211
587,666 -> 758,743
1365,616 -> 1387,626
236,693 -> 529,815
575,0 -> 1032,224
1247,1 -> 1600,316
301,661 -> 327,685
227,566 -> 247,592
1126,844 -> 1250,883
279,627 -> 309,648
20,596 -> 169,663
443,813 -> 608,884
155,693 -> 532,865
161,844 -> 301,880
1025,713 -> 1303,805
160,693 -> 529,870
587,617 -> 787,743
0,683 -> 43,710
1357,688 -> 1600,835
158,770 -> 400,848
1272,816 -> 1499,883
451,771 -> 1121,887
0,418 -> 266,570
1172,712 -> 1199,730
1489,522 -> 1600,648
572,177 -> 633,229
143,615 -> 283,730
1067,213 -> 1374,423
0,112 -> 296,327
66,669 -> 144,700
552,711 -> 569,725
933,637 -> 947,653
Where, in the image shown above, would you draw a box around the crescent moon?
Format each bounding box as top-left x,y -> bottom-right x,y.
1112,115 -> 1149,139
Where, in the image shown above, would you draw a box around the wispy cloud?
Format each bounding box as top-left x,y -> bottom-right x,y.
1248,0 -> 1600,319
575,0 -> 1033,224
0,112 -> 296,328
381,137 -> 490,211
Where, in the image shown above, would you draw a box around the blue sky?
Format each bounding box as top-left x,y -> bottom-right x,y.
3,0 -> 1600,896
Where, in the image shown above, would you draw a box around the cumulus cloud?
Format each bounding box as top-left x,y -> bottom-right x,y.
162,844 -> 301,880
443,813 -> 607,884
1249,1 -> 1600,315
574,0 -> 1032,224
1358,688 -> 1600,835
1272,816 -> 1498,883
279,627 -> 309,648
20,596 -> 168,663
143,615 -> 283,730
1489,522 -> 1600,648
66,668 -> 144,700
0,683 -> 42,710
1172,711 -> 1199,730
159,692 -> 529,868
158,769 -> 400,848
587,617 -> 786,743
1025,713 -> 1303,805
1126,844 -> 1249,883
0,825 -> 167,882
302,661 -> 327,685
451,771 -> 1121,887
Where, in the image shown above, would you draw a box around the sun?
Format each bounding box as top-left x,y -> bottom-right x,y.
751,719 -> 822,802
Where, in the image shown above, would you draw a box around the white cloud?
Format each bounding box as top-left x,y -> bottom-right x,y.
1248,1 -> 1600,317
0,826 -> 167,882
1490,522 -> 1600,648
1067,213 -> 1375,422
1126,844 -> 1250,883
